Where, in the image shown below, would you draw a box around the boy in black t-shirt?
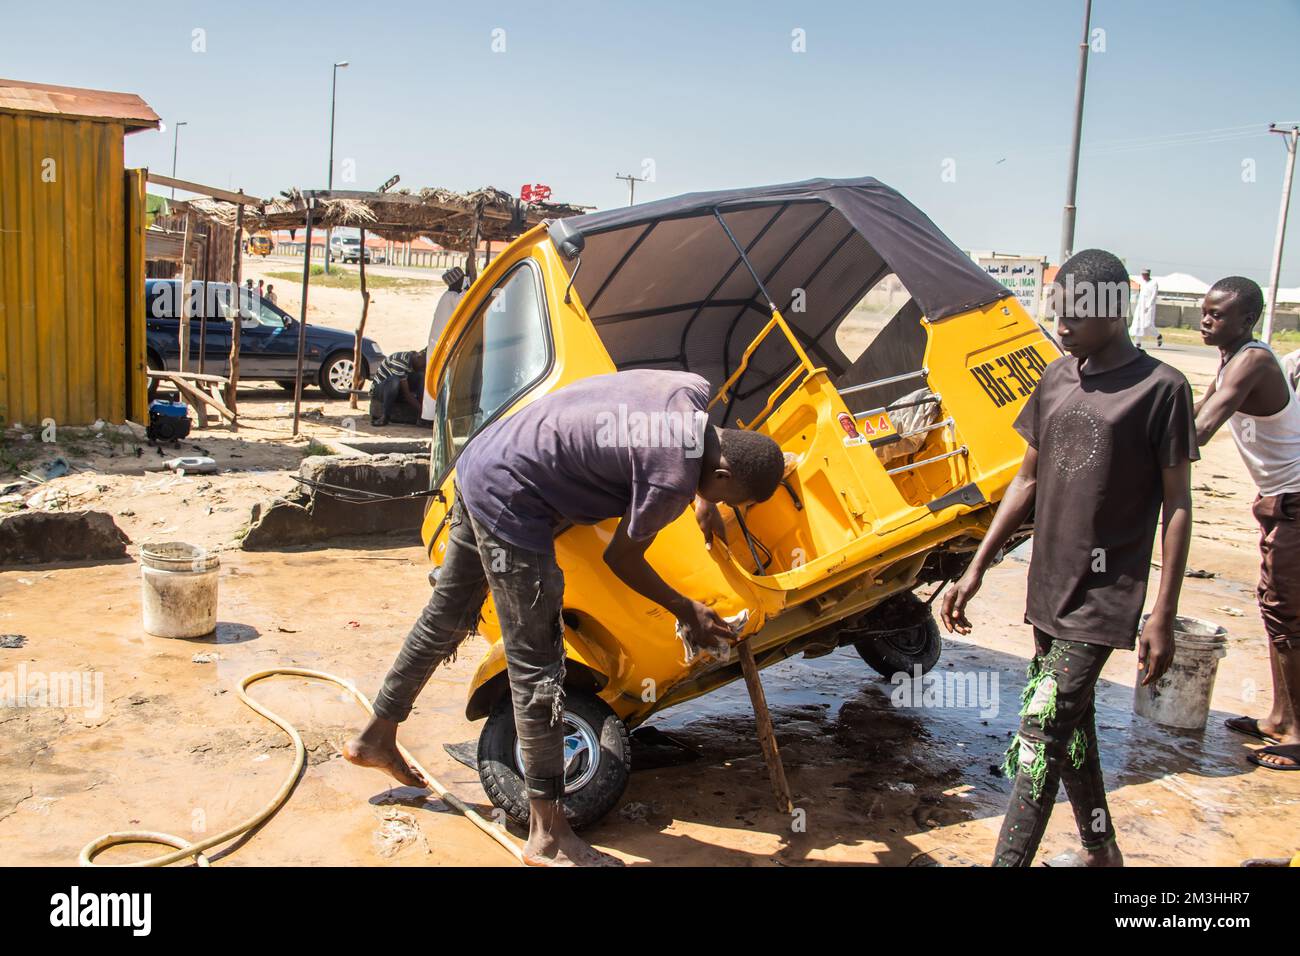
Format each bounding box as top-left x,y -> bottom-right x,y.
941,249 -> 1196,866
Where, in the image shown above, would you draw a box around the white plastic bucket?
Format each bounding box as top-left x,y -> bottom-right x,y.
1133,615 -> 1228,730
140,542 -> 219,638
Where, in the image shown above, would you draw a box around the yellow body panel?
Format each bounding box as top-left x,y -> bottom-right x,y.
422,226 -> 1059,727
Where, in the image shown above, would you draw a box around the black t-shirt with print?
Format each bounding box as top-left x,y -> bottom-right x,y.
1013,350 -> 1198,649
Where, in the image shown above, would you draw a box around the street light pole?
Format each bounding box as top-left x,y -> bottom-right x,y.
1262,124 -> 1299,346
170,121 -> 188,200
325,60 -> 349,275
1059,0 -> 1092,264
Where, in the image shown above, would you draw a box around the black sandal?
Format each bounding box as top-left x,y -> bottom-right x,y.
1247,744 -> 1300,771
1225,716 -> 1281,745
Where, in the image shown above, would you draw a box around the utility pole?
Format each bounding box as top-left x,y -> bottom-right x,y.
1059,0 -> 1092,264
325,60 -> 349,274
615,172 -> 647,207
1262,123 -> 1299,345
170,121 -> 187,200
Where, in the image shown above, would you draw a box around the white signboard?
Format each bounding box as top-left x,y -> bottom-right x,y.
979,256 -> 1045,318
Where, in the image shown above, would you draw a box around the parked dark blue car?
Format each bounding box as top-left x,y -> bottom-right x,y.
145,279 -> 384,400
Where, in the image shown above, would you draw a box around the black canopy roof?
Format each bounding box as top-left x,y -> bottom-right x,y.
548,176 -> 1008,322
546,177 -> 1011,423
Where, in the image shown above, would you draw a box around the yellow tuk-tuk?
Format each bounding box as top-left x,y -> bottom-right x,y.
422,177 -> 1058,827
247,232 -> 273,257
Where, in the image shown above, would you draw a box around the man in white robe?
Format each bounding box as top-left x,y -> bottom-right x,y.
1129,268 -> 1162,348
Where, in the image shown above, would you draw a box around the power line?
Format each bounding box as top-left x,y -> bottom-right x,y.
1084,122 -> 1265,149
1087,129 -> 1267,157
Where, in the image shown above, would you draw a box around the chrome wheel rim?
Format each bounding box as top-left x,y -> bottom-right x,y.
328,358 -> 355,393
513,712 -> 601,794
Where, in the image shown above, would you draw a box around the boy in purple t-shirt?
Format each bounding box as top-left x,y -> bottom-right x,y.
346,370 -> 785,866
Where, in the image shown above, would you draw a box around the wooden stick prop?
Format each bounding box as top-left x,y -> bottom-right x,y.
349,227 -> 370,410
736,638 -> 794,813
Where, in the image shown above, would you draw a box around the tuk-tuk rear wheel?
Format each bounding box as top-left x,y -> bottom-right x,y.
477,690 -> 631,830
850,592 -> 943,678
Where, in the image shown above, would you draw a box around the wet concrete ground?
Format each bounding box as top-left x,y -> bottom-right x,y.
1,533 -> 1295,867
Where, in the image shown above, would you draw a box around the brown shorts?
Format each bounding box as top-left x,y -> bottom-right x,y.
1253,492 -> 1300,650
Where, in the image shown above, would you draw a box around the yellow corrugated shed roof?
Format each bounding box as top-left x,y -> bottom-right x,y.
0,77 -> 159,132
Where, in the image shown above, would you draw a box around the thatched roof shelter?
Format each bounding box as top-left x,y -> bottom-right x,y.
181,185 -> 589,252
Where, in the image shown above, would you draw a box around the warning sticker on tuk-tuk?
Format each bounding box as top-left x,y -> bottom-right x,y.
969,343 -> 1050,409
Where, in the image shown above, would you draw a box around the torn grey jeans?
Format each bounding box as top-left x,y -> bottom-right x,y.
372,491 -> 568,800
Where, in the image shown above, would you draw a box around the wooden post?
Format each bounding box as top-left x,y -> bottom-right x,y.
178,210 -> 194,372
227,201 -> 244,423
291,201 -> 315,437
466,202 -> 483,283
737,639 -> 794,814
349,227 -> 371,409
198,229 -> 211,375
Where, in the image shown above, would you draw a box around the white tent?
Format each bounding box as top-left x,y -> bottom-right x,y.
1140,272 -> 1210,297
1135,274 -> 1299,305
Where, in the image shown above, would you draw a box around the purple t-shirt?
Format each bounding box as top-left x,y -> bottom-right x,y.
454,370 -> 711,553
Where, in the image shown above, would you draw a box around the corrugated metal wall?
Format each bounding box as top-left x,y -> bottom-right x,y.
152,211 -> 238,283
124,167 -> 147,422
0,112 -> 147,426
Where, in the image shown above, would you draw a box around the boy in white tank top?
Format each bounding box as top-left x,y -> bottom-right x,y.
1195,276 -> 1300,771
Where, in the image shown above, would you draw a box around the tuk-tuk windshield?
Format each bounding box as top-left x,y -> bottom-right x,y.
430,261 -> 551,483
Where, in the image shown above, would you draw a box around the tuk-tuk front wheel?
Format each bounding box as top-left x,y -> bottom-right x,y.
850,592 -> 942,678
477,690 -> 631,830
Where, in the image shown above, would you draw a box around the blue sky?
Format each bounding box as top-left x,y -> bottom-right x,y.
4,0 -> 1299,283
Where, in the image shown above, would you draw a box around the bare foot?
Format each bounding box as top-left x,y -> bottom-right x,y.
522,830 -> 624,867
522,798 -> 624,867
343,718 -> 426,789
1079,841 -> 1124,867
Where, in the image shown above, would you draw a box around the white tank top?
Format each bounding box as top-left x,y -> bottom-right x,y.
1215,341 -> 1300,496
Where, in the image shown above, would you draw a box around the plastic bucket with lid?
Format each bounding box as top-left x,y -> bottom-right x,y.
1133,615 -> 1228,730
140,542 -> 219,638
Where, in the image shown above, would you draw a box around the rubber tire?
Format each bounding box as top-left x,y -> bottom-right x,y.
852,592 -> 943,678
317,352 -> 356,400
276,380 -> 299,392
477,690 -> 631,830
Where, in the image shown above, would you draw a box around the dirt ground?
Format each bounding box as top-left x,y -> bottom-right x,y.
1,272 -> 1297,867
